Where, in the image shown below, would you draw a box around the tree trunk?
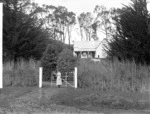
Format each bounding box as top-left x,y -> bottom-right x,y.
63,25 -> 65,43
80,28 -> 83,41
67,26 -> 71,45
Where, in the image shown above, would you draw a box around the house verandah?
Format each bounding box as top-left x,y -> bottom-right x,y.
74,51 -> 96,58
73,41 -> 105,59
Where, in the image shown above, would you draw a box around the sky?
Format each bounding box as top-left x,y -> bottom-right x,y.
33,0 -> 150,14
33,0 -> 150,43
34,0 -> 132,14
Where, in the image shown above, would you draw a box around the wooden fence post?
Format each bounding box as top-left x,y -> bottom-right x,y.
39,67 -> 43,88
74,67 -> 77,89
0,3 -> 3,89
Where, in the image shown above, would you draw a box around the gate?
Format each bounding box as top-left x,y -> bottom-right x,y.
49,67 -> 77,88
61,71 -> 74,87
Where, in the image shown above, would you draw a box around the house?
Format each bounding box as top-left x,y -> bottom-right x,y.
73,40 -> 106,59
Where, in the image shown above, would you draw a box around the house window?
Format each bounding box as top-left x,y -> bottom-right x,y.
75,52 -> 80,58
88,52 -> 92,58
82,52 -> 87,58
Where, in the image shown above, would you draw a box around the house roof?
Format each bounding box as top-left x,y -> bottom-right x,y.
73,41 -> 102,51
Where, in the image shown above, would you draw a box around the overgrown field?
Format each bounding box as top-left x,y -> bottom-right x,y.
3,60 -> 39,87
78,59 -> 150,92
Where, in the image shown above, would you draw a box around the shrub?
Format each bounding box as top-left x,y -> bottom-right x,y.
57,48 -> 78,74
77,59 -> 150,92
3,59 -> 39,87
41,41 -> 75,81
41,44 -> 63,81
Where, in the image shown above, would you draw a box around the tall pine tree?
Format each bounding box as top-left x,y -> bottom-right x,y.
106,0 -> 150,64
3,0 -> 50,62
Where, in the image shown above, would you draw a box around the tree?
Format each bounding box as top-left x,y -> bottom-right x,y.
40,40 -> 73,81
3,0 -> 50,62
106,0 -> 150,64
57,48 -> 78,74
78,6 -> 116,41
66,11 -> 76,45
78,12 -> 94,41
93,5 -> 116,40
41,43 -> 62,81
42,5 -> 76,43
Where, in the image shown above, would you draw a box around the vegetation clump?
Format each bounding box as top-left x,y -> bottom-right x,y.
3,59 -> 39,87
77,59 -> 150,92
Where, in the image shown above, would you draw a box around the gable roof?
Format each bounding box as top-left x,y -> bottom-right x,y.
74,41 -> 102,51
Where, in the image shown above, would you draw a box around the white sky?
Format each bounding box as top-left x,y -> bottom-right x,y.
34,0 -> 131,14
33,0 -> 150,43
34,0 -> 150,14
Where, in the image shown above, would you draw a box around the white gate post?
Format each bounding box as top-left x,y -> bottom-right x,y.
74,67 -> 77,89
0,3 -> 3,89
39,67 -> 43,88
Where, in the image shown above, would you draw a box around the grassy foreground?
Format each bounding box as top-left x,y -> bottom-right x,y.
0,87 -> 35,109
0,86 -> 150,114
51,88 -> 150,113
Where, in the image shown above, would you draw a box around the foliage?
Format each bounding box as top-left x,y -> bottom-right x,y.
3,59 -> 39,87
93,5 -> 115,39
40,42 -> 63,81
78,5 -> 116,41
3,0 -> 50,62
57,48 -> 78,73
40,40 -> 72,81
77,59 -> 150,92
106,0 -> 150,64
78,12 -> 94,41
42,5 -> 76,43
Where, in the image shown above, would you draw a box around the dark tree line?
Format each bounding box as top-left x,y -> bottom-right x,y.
2,0 -> 51,62
105,0 -> 150,64
2,0 -> 75,63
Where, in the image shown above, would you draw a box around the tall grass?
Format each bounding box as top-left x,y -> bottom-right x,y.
78,59 -> 150,92
3,59 -> 39,87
